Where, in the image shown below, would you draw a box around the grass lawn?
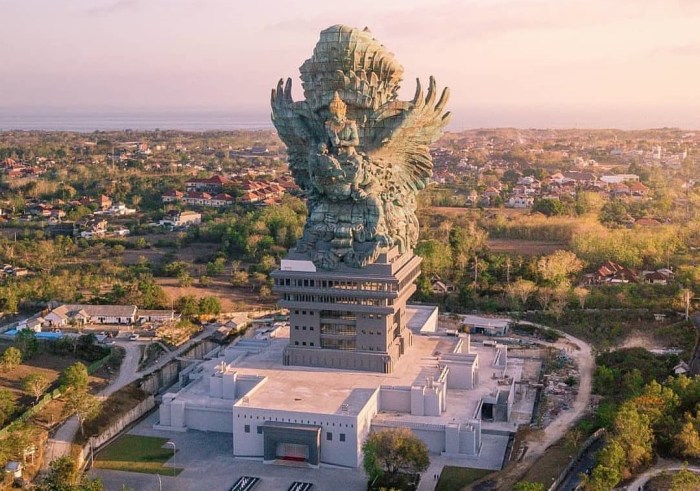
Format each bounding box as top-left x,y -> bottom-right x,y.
94,435 -> 183,476
436,466 -> 494,491
519,433 -> 576,486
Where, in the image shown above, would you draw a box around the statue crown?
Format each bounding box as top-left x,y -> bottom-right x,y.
329,91 -> 347,116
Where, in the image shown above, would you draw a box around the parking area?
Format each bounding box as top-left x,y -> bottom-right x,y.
89,411 -> 368,491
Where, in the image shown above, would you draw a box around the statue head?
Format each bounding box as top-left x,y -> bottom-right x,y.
329,91 -> 347,121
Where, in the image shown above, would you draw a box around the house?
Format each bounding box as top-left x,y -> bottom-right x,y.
431,280 -> 453,295
610,183 -> 630,197
460,315 -> 510,336
185,175 -> 229,193
16,317 -> 45,333
137,310 -> 178,323
159,210 -> 202,228
563,171 -> 597,185
45,304 -> 137,326
674,361 -> 690,375
182,191 -> 211,206
208,193 -> 235,207
104,203 -> 137,216
507,195 -> 534,209
97,195 -> 113,210
79,218 -> 108,239
482,187 -> 500,203
162,190 -> 184,203
629,182 -> 649,198
600,174 -> 640,184
643,269 -> 674,285
582,261 -> 639,285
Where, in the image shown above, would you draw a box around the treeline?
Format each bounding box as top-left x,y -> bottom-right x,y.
584,348 -> 700,490
194,195 -> 306,262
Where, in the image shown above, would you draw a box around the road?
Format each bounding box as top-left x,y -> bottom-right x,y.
520,323 -> 595,459
42,324 -> 218,470
43,339 -> 141,469
557,437 -> 604,491
625,459 -> 700,490
492,322 -> 595,489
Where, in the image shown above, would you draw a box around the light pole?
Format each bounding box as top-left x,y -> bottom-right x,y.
164,441 -> 176,478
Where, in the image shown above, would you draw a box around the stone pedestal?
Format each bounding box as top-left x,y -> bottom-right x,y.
271,247 -> 420,373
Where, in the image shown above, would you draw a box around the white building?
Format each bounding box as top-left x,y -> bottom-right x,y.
155,306 -> 523,468
159,210 -> 202,228
45,304 -> 137,326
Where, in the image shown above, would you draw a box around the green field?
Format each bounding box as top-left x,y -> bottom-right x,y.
436,466 -> 494,491
94,435 -> 183,476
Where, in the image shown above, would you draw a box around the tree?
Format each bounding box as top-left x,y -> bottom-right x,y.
206,257 -> 226,276
547,285 -> 570,321
177,271 -> 193,287
1,346 -> 22,372
62,389 -> 100,436
38,455 -> 104,491
230,270 -> 249,287
14,329 -> 38,358
507,279 -> 538,308
573,287 -> 590,309
61,362 -> 89,391
0,388 -> 17,427
536,250 -> 584,286
583,439 -> 625,491
176,295 -> 200,317
670,464 -> 700,491
23,373 -> 51,403
198,296 -> 221,315
675,421 -> 700,458
362,428 -> 429,484
532,197 -> 566,217
613,401 -> 654,475
536,287 -> 554,310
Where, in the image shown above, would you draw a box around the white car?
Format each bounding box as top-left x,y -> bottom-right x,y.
129,334 -> 140,341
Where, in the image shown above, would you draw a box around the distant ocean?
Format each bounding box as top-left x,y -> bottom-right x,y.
0,109 -> 274,132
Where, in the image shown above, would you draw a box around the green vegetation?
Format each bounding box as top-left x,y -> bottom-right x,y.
38,456 -> 103,491
436,466 -> 493,491
0,346 -> 22,371
94,435 -> 183,476
363,428 -> 429,490
582,348 -> 700,490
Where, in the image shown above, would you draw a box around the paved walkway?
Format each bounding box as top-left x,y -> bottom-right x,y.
521,324 -> 595,459
625,459 -> 700,490
43,325 -> 218,470
43,340 -> 142,469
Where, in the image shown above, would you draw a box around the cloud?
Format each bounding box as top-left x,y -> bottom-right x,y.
84,0 -> 141,16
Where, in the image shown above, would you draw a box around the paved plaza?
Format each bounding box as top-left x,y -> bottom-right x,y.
89,411 -> 368,491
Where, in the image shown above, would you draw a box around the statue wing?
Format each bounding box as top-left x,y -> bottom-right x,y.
271,78 -> 318,193
368,77 -> 451,193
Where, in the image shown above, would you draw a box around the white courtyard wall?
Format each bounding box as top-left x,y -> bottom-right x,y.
378,387 -> 411,412
232,406 -> 365,467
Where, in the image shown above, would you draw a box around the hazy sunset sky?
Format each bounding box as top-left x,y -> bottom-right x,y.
1,0 -> 699,128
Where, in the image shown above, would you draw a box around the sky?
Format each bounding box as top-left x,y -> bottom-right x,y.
1,0 -> 699,129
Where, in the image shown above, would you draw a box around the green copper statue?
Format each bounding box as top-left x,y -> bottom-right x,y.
272,25 -> 450,269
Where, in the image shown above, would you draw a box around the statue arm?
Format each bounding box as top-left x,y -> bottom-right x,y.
338,120 -> 360,147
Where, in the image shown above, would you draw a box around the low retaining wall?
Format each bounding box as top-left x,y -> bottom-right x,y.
78,396 -> 155,468
550,428 -> 605,491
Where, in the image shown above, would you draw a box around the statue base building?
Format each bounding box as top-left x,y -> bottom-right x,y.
271,248 -> 422,373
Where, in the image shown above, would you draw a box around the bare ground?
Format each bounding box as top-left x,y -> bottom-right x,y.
154,277 -> 274,312
487,238 -> 567,256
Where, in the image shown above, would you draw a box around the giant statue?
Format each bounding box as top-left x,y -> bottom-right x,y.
271,25 -> 450,270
